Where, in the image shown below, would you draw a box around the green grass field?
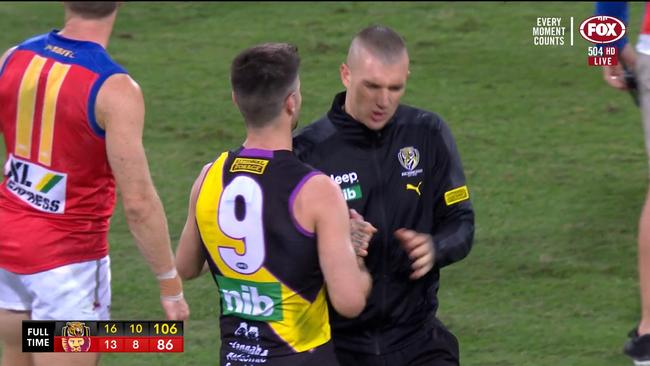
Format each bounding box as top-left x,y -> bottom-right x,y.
0,2 -> 647,365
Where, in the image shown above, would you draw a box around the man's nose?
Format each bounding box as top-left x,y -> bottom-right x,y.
377,89 -> 389,108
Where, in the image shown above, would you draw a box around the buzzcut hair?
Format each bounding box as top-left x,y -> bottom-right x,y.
230,43 -> 300,128
64,2 -> 118,19
348,25 -> 408,64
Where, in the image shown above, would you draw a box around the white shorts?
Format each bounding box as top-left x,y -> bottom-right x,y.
0,256 -> 111,320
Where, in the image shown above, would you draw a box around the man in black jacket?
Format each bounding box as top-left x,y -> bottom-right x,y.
293,25 -> 475,366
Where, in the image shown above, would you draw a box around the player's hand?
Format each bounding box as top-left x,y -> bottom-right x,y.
604,44 -> 637,90
603,64 -> 628,90
349,209 -> 377,257
395,228 -> 435,280
161,296 -> 190,321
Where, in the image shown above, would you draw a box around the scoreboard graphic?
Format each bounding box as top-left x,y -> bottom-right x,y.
23,321 -> 183,353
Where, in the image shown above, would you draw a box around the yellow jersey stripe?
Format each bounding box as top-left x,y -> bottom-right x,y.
38,62 -> 70,166
15,55 -> 47,159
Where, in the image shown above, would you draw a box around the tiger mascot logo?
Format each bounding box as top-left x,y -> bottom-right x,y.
398,147 -> 420,171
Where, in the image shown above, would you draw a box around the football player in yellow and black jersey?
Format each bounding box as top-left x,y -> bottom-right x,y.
175,43 -> 372,366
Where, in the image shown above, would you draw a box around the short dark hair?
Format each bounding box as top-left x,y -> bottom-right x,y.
230,43 -> 300,127
64,2 -> 118,19
350,25 -> 407,64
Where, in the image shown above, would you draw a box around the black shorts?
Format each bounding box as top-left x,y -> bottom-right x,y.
335,321 -> 460,366
222,340 -> 340,366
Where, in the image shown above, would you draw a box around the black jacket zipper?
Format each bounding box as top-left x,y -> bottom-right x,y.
371,131 -> 388,355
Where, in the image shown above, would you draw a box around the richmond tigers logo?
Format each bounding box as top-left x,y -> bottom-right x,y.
398,147 -> 420,171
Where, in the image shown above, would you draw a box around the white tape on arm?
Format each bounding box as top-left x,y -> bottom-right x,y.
160,292 -> 184,302
156,268 -> 178,280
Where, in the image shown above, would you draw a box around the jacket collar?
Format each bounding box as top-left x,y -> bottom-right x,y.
327,91 -> 396,146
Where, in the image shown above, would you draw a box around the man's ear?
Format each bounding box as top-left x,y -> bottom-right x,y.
285,92 -> 296,115
231,91 -> 238,107
340,63 -> 351,89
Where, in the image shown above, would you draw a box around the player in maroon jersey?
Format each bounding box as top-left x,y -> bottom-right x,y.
0,3 -> 188,366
